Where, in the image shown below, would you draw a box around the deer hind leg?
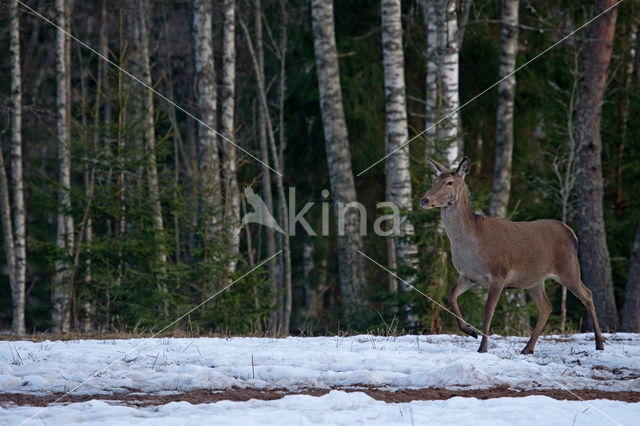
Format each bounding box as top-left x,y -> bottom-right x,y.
521,283 -> 552,355
448,276 -> 477,338
478,284 -> 502,353
559,277 -> 605,350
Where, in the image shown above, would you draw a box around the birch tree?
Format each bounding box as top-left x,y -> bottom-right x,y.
7,0 -> 26,335
193,0 -> 222,267
52,0 -> 75,333
489,0 -> 519,219
129,0 -> 168,305
422,0 -> 462,164
487,0 -> 528,333
573,0 -> 619,331
437,0 -> 462,162
423,0 -> 438,149
221,0 -> 241,277
311,0 -> 368,316
421,0 -> 463,305
381,0 -> 418,297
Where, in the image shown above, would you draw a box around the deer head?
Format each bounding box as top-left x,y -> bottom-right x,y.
419,157 -> 471,209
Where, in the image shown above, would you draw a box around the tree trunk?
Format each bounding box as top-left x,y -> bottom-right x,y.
221,0 -> 241,280
489,0 -> 519,219
311,0 -> 368,319
422,0 -> 438,149
437,0 -> 462,164
193,0 -> 222,274
381,0 -> 418,302
421,0 -> 463,163
129,0 -> 168,310
8,0 -> 26,335
52,0 -> 75,333
421,0 -> 462,317
488,0 -> 528,333
573,0 -> 618,331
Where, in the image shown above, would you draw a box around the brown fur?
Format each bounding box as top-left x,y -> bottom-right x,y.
421,157 -> 605,354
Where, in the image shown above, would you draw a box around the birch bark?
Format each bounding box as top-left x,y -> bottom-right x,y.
221,0 -> 241,279
52,0 -> 75,333
193,0 -> 222,259
489,0 -> 519,219
8,0 -> 26,335
381,0 -> 418,295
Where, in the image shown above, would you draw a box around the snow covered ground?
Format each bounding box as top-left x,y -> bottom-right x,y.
1,333 -> 639,394
1,333 -> 639,425
2,391 -> 638,426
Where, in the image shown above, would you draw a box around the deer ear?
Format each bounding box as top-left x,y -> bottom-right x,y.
456,157 -> 471,177
427,158 -> 447,176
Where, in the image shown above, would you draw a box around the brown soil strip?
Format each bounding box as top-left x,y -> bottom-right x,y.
1,386 -> 638,407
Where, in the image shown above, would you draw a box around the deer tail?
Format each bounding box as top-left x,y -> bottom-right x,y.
559,222 -> 578,251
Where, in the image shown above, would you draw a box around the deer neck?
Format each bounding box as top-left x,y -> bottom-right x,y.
440,185 -> 476,247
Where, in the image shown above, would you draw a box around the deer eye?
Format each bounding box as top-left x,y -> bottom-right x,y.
447,181 -> 453,185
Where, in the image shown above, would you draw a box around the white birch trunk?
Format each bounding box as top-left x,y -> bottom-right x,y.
311,0 -> 368,316
422,0 -> 462,165
489,0 -> 519,218
381,0 -> 418,294
52,0 -> 75,333
422,0 -> 438,149
8,0 -> 26,335
221,0 -> 241,278
193,0 -> 222,257
438,0 -> 462,165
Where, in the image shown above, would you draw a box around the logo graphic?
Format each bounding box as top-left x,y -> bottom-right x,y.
241,187 -> 285,234
241,186 -> 406,237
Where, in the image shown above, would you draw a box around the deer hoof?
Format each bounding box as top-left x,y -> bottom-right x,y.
596,342 -> 605,351
521,347 -> 534,355
477,346 -> 488,353
470,330 -> 478,339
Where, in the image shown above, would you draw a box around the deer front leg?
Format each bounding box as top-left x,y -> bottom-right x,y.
448,276 -> 477,338
478,284 -> 503,353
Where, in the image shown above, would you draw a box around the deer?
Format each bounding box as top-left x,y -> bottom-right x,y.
419,157 -> 605,354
